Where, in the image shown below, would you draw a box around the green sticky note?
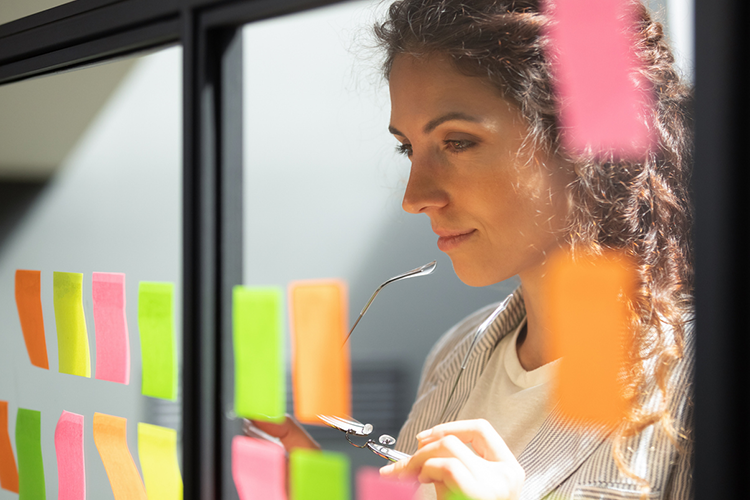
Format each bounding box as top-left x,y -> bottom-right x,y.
446,492 -> 475,500
138,282 -> 177,401
16,408 -> 45,500
138,423 -> 183,500
290,449 -> 349,500
233,286 -> 285,422
53,272 -> 91,377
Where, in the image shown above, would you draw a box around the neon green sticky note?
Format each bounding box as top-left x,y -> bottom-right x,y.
53,272 -> 91,377
137,423 -> 182,500
16,408 -> 45,500
138,282 -> 177,401
233,286 -> 285,422
290,449 -> 349,500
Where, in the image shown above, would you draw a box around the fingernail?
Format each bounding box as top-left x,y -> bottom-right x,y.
416,429 -> 431,440
380,464 -> 395,475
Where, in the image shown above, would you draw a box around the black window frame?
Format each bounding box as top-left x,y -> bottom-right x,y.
0,0 -> 746,498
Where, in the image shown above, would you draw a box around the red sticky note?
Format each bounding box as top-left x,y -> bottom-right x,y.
232,436 -> 286,500
0,401 -> 19,493
15,270 -> 49,369
356,467 -> 418,500
544,250 -> 636,426
55,411 -> 85,500
544,0 -> 654,156
92,273 -> 130,384
93,413 -> 147,500
289,280 -> 351,425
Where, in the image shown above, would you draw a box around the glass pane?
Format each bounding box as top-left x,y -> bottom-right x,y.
242,0 -> 515,472
0,46 -> 182,499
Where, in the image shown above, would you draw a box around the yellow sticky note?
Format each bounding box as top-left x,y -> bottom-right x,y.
53,272 -> 91,377
137,423 -> 182,500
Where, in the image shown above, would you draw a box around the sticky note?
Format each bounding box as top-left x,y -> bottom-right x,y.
137,423 -> 182,500
138,282 -> 176,400
446,493 -> 474,500
289,449 -> 349,500
544,0 -> 654,156
92,273 -> 130,384
233,286 -> 285,422
15,270 -> 49,369
544,251 -> 636,426
356,467 -> 417,500
93,413 -> 147,500
289,281 -> 351,424
232,436 -> 286,500
0,401 -> 19,493
16,408 -> 45,500
54,411 -> 85,500
53,272 -> 91,377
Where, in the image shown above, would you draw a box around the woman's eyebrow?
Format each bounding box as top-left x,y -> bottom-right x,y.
423,112 -> 481,133
388,112 -> 482,137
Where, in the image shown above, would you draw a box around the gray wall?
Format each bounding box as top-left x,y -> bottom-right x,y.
0,46 -> 182,500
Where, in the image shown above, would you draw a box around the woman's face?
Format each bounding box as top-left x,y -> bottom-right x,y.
389,53 -> 571,287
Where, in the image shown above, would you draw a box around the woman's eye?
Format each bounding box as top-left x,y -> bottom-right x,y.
445,139 -> 475,152
395,143 -> 413,157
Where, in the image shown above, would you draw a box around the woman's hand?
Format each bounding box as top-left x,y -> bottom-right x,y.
243,414 -> 321,453
380,419 -> 524,500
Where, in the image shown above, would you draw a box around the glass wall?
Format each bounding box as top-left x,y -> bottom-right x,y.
0,45 -> 182,500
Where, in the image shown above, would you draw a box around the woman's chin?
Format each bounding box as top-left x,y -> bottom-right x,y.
450,259 -> 507,288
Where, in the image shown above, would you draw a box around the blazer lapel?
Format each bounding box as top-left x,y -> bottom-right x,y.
518,406 -> 616,500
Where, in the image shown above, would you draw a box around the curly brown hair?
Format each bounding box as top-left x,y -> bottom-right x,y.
375,0 -> 693,490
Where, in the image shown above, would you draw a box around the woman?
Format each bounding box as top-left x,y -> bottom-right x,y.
250,0 -> 694,498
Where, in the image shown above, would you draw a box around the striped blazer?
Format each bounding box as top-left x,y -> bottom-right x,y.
395,289 -> 694,499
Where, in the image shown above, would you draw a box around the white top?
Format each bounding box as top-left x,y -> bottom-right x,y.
417,318 -> 559,500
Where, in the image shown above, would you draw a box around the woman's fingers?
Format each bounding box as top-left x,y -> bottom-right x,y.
245,415 -> 321,452
416,419 -> 513,462
416,457 -> 473,491
382,434 -> 478,480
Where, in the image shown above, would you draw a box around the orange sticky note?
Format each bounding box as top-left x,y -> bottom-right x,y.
92,413 -> 147,500
0,401 -> 19,493
289,281 -> 351,424
54,411 -> 85,500
544,250 -> 636,426
15,270 -> 49,369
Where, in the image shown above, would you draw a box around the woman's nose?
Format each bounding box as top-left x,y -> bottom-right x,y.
401,157 -> 449,214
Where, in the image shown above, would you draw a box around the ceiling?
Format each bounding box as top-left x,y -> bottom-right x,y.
0,0 -> 74,26
0,0 -> 136,181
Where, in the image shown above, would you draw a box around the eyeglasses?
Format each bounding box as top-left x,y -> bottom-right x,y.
342,260 -> 437,346
322,261 -> 513,462
318,414 -> 410,462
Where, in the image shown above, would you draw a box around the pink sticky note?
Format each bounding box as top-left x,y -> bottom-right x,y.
92,273 -> 130,384
356,467 -> 418,500
544,0 -> 654,156
232,436 -> 286,500
55,411 -> 85,500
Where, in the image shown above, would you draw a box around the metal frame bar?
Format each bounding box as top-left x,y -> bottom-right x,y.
693,0 -> 749,498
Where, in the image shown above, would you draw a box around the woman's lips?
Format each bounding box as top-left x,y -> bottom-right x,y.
436,229 -> 476,252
